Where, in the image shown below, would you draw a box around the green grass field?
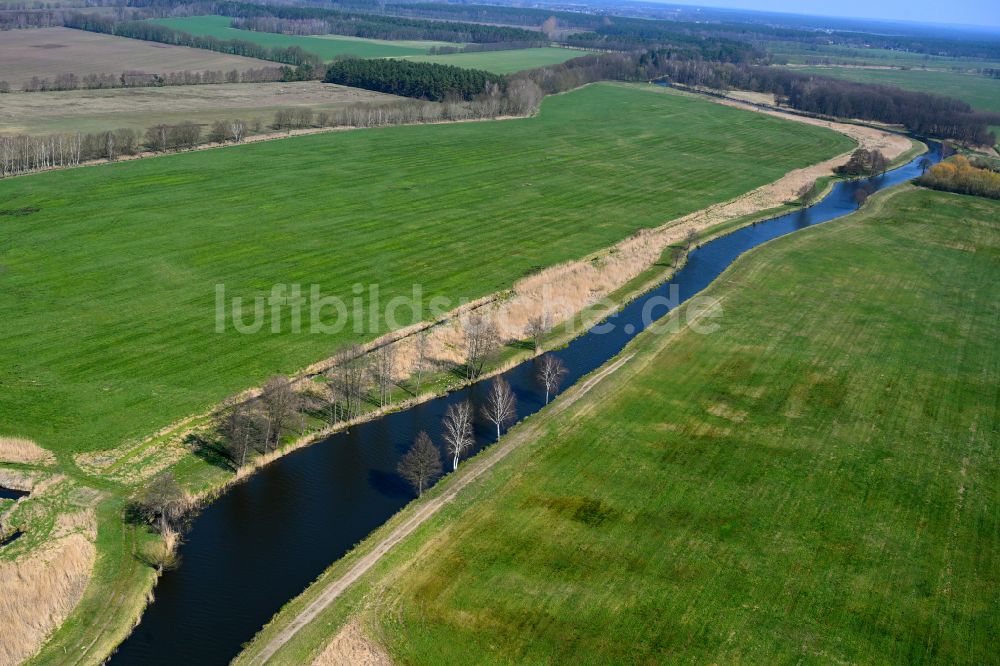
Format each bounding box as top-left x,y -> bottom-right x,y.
793,66 -> 1000,114
247,186 -> 999,664
404,47 -> 583,74
148,16 -> 440,61
0,83 -> 853,457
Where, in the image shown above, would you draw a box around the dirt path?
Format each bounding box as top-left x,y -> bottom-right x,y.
249,353 -> 635,665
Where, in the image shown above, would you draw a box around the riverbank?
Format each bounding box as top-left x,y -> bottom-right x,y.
12,83 -> 889,666
237,181 -> 996,665
230,150 -> 943,665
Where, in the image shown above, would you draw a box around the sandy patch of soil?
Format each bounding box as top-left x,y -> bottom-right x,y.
312,619 -> 394,666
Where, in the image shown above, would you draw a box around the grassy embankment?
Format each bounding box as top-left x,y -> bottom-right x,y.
2,82 -> 855,664
237,185 -> 1000,665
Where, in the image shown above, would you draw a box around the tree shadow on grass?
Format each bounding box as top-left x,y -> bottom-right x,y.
186,433 -> 235,473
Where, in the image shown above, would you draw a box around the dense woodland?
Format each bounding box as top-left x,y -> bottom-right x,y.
918,156 -> 1000,199
207,1 -> 543,43
324,58 -> 505,101
645,57 -> 998,145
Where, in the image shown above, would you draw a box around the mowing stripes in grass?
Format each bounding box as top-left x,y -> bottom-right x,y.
0,83 -> 853,454
353,188 -> 1000,665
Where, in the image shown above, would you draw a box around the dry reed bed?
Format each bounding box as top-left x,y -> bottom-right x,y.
0,437 -> 55,466
0,529 -> 97,665
0,475 -> 97,666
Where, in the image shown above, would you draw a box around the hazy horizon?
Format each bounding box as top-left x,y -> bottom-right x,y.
644,0 -> 1000,30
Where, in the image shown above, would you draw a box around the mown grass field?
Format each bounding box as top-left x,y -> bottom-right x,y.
793,65 -> 1000,114
0,81 -> 401,135
404,47 -> 582,74
0,27 -> 274,88
248,186 -> 999,664
0,83 -> 854,457
149,16 -> 442,61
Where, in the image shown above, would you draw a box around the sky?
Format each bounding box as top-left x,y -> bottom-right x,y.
649,0 -> 1000,29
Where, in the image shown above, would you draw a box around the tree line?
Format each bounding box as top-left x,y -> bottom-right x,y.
207,314 -> 570,500
918,156 -> 1000,200
644,57 -> 998,145
0,118 -> 253,177
323,58 -> 506,102
0,80 -> 547,178
4,66 -> 283,93
419,41 -> 550,55
208,1 -> 543,44
63,13 -> 322,68
835,148 -> 890,178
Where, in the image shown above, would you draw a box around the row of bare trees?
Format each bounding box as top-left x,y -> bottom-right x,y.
213,315 -> 567,479
397,353 -> 567,497
0,117 -> 256,177
272,80 -> 542,133
217,377 -> 305,468
2,82 -> 544,178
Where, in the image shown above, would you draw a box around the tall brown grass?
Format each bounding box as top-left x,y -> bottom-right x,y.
0,437 -> 55,466
0,531 -> 96,665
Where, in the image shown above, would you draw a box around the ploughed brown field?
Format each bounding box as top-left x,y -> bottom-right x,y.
0,27 -> 275,88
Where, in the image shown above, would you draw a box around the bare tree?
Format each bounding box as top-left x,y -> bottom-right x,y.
525,312 -> 551,352
538,354 -> 567,404
919,157 -> 932,174
260,376 -> 302,449
683,228 -> 698,252
218,398 -> 264,468
869,150 -> 889,177
341,346 -> 370,420
322,369 -> 345,425
463,313 -> 500,380
209,120 -> 229,144
397,431 -> 442,496
371,344 -> 397,408
230,119 -> 246,143
442,400 -> 474,470
796,180 -> 819,206
133,472 -> 187,535
414,331 -> 430,394
482,377 -> 517,440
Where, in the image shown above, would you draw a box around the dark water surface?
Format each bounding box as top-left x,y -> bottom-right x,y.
0,486 -> 29,501
109,142 -> 941,665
